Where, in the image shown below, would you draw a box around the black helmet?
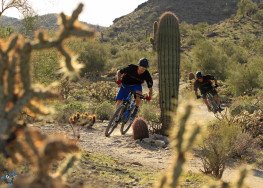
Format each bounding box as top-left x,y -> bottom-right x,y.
196,71 -> 203,78
138,58 -> 149,68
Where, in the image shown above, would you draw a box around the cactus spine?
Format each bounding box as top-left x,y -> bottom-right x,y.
156,12 -> 180,134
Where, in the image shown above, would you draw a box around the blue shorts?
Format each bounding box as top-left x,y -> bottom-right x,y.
116,84 -> 142,100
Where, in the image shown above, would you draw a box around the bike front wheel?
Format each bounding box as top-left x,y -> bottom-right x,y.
120,107 -> 136,135
207,93 -> 220,113
105,105 -> 125,137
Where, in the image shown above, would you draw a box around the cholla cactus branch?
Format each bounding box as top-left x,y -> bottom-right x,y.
236,168 -> 248,188
0,4 -> 94,187
156,105 -> 200,188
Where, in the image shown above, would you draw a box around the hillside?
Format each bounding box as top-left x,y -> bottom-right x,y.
0,14 -> 104,34
105,0 -> 239,39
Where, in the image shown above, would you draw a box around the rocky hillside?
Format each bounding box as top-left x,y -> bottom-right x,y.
0,14 -> 104,34
105,0 -> 239,39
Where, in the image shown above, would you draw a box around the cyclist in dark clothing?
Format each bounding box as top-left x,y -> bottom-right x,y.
115,58 -> 153,116
194,71 -> 223,112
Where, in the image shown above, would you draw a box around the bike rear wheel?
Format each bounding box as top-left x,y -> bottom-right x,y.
105,105 -> 125,137
120,107 -> 136,135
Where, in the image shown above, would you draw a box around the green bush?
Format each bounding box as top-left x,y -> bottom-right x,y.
31,49 -> 60,85
252,9 -> 263,22
199,118 -> 260,178
95,101 -> 114,121
0,27 -> 14,38
237,0 -> 258,16
227,57 -> 262,96
140,103 -> 160,124
192,40 -> 228,80
86,81 -> 118,102
54,100 -> 88,123
110,46 -> 119,56
230,95 -> 262,115
78,41 -> 108,76
186,30 -> 205,46
199,120 -> 244,178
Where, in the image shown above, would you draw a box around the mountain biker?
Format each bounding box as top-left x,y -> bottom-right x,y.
115,58 -> 153,117
194,71 -> 223,112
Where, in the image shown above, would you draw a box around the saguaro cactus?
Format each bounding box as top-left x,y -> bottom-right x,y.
155,12 -> 180,134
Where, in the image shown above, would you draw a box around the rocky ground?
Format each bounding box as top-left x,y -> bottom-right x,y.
33,97 -> 263,188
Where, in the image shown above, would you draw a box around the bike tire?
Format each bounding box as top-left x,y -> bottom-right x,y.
207,93 -> 220,113
120,106 -> 136,135
105,105 -> 125,137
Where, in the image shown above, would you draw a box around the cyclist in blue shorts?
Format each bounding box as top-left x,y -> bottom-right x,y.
115,58 -> 153,117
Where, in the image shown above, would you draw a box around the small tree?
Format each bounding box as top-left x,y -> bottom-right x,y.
22,9 -> 38,36
0,0 -> 33,17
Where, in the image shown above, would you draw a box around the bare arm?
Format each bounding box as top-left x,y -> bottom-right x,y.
214,79 -> 218,85
116,70 -> 122,81
195,89 -> 199,97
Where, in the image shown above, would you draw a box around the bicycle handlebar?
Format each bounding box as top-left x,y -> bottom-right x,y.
130,91 -> 147,99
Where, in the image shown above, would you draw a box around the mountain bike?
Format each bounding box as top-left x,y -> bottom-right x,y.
105,91 -> 146,137
206,89 -> 223,114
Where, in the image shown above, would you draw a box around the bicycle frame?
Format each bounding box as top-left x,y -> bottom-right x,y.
105,90 -> 146,137
206,92 -> 220,113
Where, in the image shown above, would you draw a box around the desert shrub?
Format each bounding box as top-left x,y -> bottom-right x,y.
199,120 -> 242,178
110,46 -> 119,56
254,36 -> 263,55
230,95 -> 262,115
31,49 -> 60,84
252,9 -> 263,22
180,22 -> 194,36
186,30 -> 205,46
231,47 -> 249,64
181,53 -> 194,81
227,58 -> 262,96
95,101 -> 114,121
237,110 -> 263,142
0,27 -> 14,38
86,81 -> 118,102
194,22 -> 209,33
117,32 -> 134,43
113,49 -> 155,67
240,33 -> 256,49
55,100 -> 88,123
140,103 -> 160,133
78,41 -> 108,76
192,40 -> 228,80
230,132 -> 259,162
237,0 -> 258,16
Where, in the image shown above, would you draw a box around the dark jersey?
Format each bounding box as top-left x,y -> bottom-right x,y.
119,64 -> 153,88
194,75 -> 215,94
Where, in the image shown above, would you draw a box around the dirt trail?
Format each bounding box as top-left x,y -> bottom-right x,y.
38,82 -> 262,188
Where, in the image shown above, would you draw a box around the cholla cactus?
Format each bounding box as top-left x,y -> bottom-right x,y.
0,3 -> 95,187
69,112 -> 96,127
6,126 -> 79,188
157,106 -> 200,188
156,105 -> 200,188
